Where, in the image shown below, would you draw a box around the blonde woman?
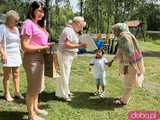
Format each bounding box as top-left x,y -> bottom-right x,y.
0,10 -> 23,101
56,16 -> 87,101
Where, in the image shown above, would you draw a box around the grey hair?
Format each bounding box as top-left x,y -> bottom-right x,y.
112,23 -> 129,33
66,16 -> 86,28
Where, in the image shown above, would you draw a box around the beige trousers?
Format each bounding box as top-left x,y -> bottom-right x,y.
121,65 -> 138,103
55,51 -> 74,98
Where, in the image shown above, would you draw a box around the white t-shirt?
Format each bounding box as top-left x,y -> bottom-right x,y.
90,57 -> 108,79
58,25 -> 79,53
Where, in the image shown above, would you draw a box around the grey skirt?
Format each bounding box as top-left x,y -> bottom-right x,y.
23,52 -> 44,96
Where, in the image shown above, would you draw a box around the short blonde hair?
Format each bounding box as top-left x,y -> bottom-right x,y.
73,16 -> 86,28
6,10 -> 20,21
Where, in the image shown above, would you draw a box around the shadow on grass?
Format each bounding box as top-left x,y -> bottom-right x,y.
39,91 -> 122,111
0,93 -> 26,104
39,91 -> 77,102
143,51 -> 160,57
0,111 -> 27,120
39,91 -> 58,102
68,91 -> 115,111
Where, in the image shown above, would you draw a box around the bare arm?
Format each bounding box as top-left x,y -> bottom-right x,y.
0,41 -> 7,64
63,38 -> 86,49
21,35 -> 49,53
0,42 -> 5,54
89,64 -> 94,71
107,49 -> 121,67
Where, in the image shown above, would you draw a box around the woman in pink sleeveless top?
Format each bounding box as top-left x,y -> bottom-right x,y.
21,1 -> 52,120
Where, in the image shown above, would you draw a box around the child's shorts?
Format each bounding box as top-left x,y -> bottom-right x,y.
96,78 -> 106,85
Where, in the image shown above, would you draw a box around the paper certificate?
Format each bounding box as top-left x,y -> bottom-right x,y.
79,34 -> 97,51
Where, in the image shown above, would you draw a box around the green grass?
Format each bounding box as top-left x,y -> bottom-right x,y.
0,40 -> 160,120
139,40 -> 160,51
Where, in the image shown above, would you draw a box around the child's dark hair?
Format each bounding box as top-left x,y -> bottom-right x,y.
95,48 -> 104,55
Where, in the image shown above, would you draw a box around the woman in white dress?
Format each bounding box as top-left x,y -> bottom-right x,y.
0,10 -> 23,101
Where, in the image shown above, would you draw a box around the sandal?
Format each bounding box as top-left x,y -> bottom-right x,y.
113,99 -> 127,106
113,97 -> 122,101
14,93 -> 24,100
64,97 -> 72,102
68,92 -> 74,98
36,109 -> 48,116
3,95 -> 14,102
28,115 -> 44,120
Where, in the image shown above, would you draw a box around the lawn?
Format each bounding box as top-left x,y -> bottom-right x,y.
0,40 -> 160,120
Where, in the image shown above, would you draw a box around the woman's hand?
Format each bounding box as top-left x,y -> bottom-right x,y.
38,45 -> 50,51
108,59 -> 114,67
79,43 -> 87,48
47,42 -> 55,46
123,66 -> 128,75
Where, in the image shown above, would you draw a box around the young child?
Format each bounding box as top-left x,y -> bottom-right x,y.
89,48 -> 111,97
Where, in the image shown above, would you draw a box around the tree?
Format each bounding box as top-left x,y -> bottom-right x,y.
146,4 -> 160,30
0,0 -> 28,20
48,0 -> 74,41
81,0 -> 160,33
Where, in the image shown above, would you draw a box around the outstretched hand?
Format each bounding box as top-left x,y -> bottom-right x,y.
108,60 -> 114,67
47,42 -> 55,46
79,43 -> 87,48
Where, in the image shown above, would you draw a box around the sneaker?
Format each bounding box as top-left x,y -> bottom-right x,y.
94,91 -> 100,96
99,92 -> 105,98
